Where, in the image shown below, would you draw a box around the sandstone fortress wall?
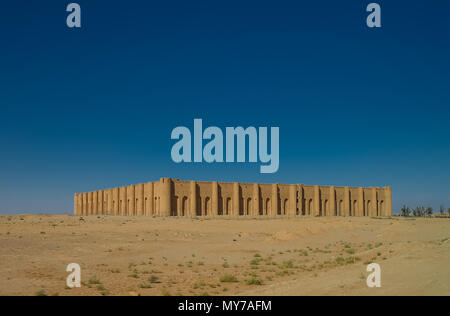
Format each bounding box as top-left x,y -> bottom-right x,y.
74,178 -> 392,217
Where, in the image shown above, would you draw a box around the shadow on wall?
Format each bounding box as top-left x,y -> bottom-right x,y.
75,178 -> 392,218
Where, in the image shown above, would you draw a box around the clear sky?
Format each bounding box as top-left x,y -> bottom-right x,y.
1,1 -> 449,214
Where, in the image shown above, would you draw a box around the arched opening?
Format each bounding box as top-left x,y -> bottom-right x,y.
182,197 -> 188,216
197,197 -> 202,216
172,196 -> 179,216
144,197 -> 148,215
226,198 -> 232,215
339,200 -> 343,216
283,199 -> 288,215
205,197 -> 211,216
323,200 -> 328,217
380,200 -> 384,216
239,197 -> 244,216
246,198 -> 252,215
218,197 -> 223,215
367,200 -> 371,217
266,198 -> 271,215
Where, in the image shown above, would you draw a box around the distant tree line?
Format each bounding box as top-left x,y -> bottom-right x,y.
401,205 -> 450,217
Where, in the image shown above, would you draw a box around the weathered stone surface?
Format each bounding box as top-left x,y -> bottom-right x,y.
74,178 -> 392,218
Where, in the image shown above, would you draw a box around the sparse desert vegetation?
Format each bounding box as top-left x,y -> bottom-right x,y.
0,215 -> 449,296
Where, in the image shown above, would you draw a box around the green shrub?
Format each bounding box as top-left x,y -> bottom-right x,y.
246,278 -> 263,285
281,260 -> 294,269
35,289 -> 46,296
220,274 -> 238,283
88,276 -> 101,285
148,275 -> 160,283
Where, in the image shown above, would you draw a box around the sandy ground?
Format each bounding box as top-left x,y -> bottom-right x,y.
0,215 -> 449,296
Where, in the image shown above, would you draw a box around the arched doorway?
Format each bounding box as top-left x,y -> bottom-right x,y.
246,198 -> 252,216
204,197 -> 211,216
197,197 -> 202,216
226,198 -> 231,215
266,198 -> 271,215
172,196 -> 179,216
239,197 -> 244,216
218,197 -> 223,215
181,197 -> 188,216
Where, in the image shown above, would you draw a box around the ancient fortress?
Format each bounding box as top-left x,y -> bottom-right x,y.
74,178 -> 392,217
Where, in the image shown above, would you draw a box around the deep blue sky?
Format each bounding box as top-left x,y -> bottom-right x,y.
1,1 -> 449,214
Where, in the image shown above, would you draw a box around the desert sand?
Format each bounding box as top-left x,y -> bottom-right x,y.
0,215 -> 449,296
